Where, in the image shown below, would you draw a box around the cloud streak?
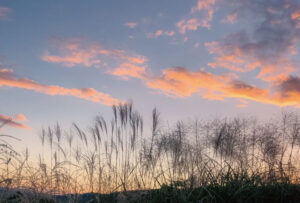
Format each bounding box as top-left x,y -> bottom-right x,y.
146,30 -> 175,38
124,22 -> 137,28
111,64 -> 300,107
0,6 -> 11,20
0,68 -> 121,106
42,38 -> 147,71
42,38 -> 105,67
0,114 -> 30,130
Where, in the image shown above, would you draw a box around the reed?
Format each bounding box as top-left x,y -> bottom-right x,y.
0,105 -> 299,202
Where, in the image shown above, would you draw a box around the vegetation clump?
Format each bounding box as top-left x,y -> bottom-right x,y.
0,103 -> 300,202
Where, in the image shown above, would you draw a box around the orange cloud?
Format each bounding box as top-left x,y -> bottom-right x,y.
292,10 -> 300,19
42,39 -> 102,67
291,9 -> 300,28
191,0 -> 216,14
176,0 -> 215,33
177,19 -> 197,33
0,68 -> 120,106
111,0 -> 300,107
111,64 -> 300,107
205,41 -> 262,72
42,52 -> 101,67
148,69 -> 300,107
15,114 -> 27,121
177,18 -> 206,34
120,54 -> 147,65
124,22 -> 137,28
145,67 -> 230,97
110,63 -> 146,80
0,114 -> 30,130
42,38 -> 147,71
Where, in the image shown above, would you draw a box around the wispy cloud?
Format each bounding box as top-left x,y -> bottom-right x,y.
146,30 -> 175,38
42,38 -> 103,67
0,68 -> 121,106
177,18 -> 204,34
190,0 -> 216,14
124,22 -> 137,28
237,100 -> 248,108
205,0 -> 300,82
0,114 -> 30,130
111,63 -> 146,80
292,9 -> 300,28
221,12 -> 238,24
0,6 -> 11,20
42,38 -> 147,70
177,0 -> 216,33
43,37 -> 149,84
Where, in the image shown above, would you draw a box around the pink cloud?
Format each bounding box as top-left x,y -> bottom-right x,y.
0,68 -> 121,106
110,63 -> 300,107
0,6 -> 11,20
177,18 -> 202,34
205,30 -> 298,82
176,0 -> 216,34
109,0 -> 300,107
146,30 -> 175,38
165,31 -> 175,36
222,12 -> 238,24
15,114 -> 27,121
0,114 -> 30,130
191,0 -> 216,14
145,68 -> 300,107
41,38 -> 108,67
121,54 -> 147,65
108,50 -> 148,80
145,67 -> 231,97
203,0 -> 300,82
110,63 -> 146,80
42,39 -> 102,67
291,9 -> 300,28
124,22 -> 137,28
177,16 -> 212,34
42,38 -> 147,70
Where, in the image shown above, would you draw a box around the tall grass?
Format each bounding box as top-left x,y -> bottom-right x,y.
0,104 -> 300,202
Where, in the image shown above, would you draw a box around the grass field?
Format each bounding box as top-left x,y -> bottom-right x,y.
1,103 -> 300,202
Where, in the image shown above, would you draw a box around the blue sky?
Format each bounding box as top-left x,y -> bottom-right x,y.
1,0 -> 300,151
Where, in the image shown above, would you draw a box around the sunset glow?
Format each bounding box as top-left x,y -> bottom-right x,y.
0,0 -> 300,153
1,1 -> 300,200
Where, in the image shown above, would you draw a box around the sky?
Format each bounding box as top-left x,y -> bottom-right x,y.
1,0 -> 300,151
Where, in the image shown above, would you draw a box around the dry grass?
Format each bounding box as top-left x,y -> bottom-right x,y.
0,103 -> 300,202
